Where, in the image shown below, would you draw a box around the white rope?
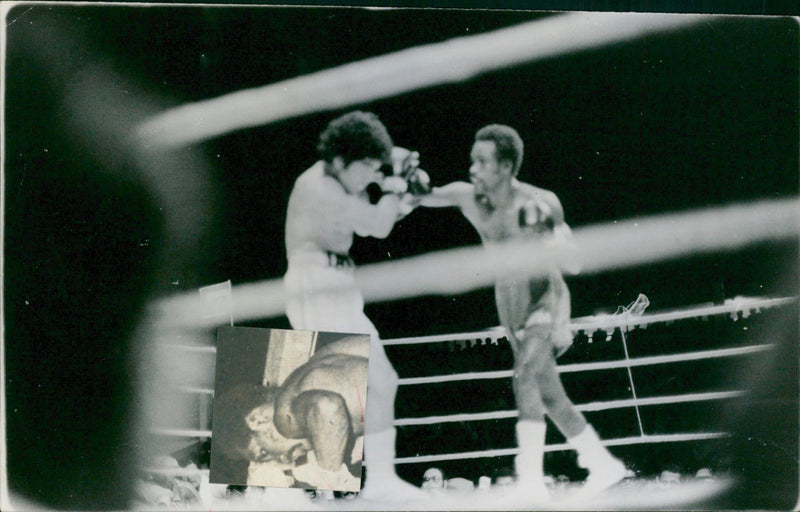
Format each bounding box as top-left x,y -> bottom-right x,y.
163,344 -> 217,354
155,389 -> 745,433
397,343 -> 773,385
395,410 -> 520,426
393,390 -> 746,426
400,370 -> 514,386
165,344 -> 773,396
150,427 -> 212,438
134,13 -> 708,151
394,432 -> 730,464
383,296 -> 796,346
151,295 -> 792,356
141,467 -> 209,477
558,344 -> 774,373
384,329 -> 506,346
154,198 -> 799,329
179,386 -> 214,395
570,296 -> 797,333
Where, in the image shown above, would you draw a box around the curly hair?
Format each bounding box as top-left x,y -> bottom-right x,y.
475,124 -> 524,176
317,111 -> 393,165
211,383 -> 277,460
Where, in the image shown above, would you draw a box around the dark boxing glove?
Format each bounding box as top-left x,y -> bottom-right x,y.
406,168 -> 431,196
519,198 -> 555,232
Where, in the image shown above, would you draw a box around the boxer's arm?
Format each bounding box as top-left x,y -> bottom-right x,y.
542,195 -> 582,275
553,222 -> 582,275
417,181 -> 474,208
343,193 -> 403,239
520,191 -> 582,275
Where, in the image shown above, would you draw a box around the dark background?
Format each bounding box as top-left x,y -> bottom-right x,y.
4,2 -> 799,509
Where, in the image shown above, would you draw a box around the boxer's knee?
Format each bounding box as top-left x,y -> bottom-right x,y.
537,369 -> 568,413
368,346 -> 399,395
514,347 -> 550,383
368,363 -> 399,400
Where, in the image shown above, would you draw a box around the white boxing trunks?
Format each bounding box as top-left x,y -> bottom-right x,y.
505,273 -> 574,358
283,250 -> 397,401
284,250 -> 377,337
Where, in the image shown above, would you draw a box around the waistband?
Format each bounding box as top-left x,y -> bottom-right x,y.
288,250 -> 355,269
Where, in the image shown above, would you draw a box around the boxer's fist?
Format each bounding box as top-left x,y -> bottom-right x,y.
519,198 -> 555,232
407,169 -> 431,196
380,175 -> 408,194
391,147 -> 420,178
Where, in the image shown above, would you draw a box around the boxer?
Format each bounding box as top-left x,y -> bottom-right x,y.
417,124 -> 625,501
282,111 -> 428,500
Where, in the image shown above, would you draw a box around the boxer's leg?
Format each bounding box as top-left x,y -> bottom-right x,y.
528,339 -> 586,438
517,325 -> 625,499
363,330 -> 398,434
510,327 -> 552,500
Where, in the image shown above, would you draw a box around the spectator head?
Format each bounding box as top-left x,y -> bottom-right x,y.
492,466 -> 516,489
422,467 -> 446,490
660,469 -> 681,487
695,468 -> 713,481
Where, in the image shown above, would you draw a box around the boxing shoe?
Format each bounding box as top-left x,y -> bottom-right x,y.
568,425 -> 626,501
487,421 -> 552,509
491,482 -> 551,511
359,470 -> 430,504
292,451 -> 361,493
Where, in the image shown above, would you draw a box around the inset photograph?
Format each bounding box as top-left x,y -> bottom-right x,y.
209,327 -> 370,493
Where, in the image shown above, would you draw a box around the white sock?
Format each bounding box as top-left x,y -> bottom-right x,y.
363,428 -> 397,479
515,421 -> 547,480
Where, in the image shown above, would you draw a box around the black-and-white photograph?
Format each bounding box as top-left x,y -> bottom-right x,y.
210,327 -> 369,493
3,2 -> 799,511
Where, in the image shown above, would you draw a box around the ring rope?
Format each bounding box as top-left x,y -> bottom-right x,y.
156,296 -> 794,353
151,427 -> 212,438
397,344 -> 773,386
163,344 -> 217,354
156,387 -> 748,437
158,299 -> 785,396
393,433 -> 730,465
383,296 -> 795,346
134,13 -> 708,151
154,200 -> 799,329
141,467 -> 210,477
149,298 -> 790,463
178,386 -> 214,395
568,296 -> 796,333
394,390 -> 747,427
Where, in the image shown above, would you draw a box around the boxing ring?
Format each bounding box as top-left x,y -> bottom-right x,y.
388,296 -> 792,461
122,10 -> 800,510
145,294 -> 796,509
6,4 -> 800,511
150,294 -> 795,440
